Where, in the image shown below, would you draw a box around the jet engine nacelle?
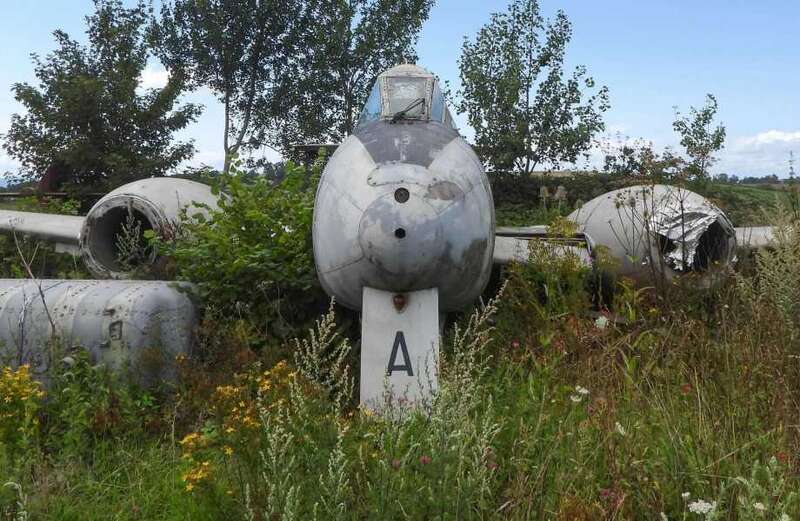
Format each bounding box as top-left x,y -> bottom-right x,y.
0,178 -> 219,279
568,184 -> 737,283
79,178 -> 219,278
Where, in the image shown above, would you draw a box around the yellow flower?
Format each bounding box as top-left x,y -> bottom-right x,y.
185,483 -> 194,492
225,427 -> 235,434
223,446 -> 233,456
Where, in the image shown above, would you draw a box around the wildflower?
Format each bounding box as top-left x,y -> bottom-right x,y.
615,422 -> 626,436
688,499 -> 716,514
776,452 -> 789,464
179,432 -> 201,449
226,490 -> 234,496
419,455 -> 431,465
600,488 -> 612,499
570,394 -> 582,403
780,515 -> 790,521
575,385 -> 590,395
185,483 -> 194,492
225,427 -> 235,434
486,461 -> 498,471
682,492 -> 691,500
391,459 -> 401,470
595,316 -> 609,330
223,446 -> 233,456
680,383 -> 693,396
753,502 -> 766,512
511,340 -> 520,349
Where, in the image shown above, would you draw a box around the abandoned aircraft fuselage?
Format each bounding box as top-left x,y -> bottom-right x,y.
313,64 -> 495,311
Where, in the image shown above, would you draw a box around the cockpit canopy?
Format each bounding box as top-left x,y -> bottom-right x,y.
357,64 -> 457,130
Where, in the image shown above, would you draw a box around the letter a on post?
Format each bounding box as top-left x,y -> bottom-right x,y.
360,287 -> 439,409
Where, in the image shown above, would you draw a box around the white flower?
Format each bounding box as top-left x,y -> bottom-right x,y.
595,315 -> 609,329
575,385 -> 590,395
753,502 -> 766,512
615,422 -> 626,436
688,499 -> 717,514
570,394 -> 582,403
682,492 -> 691,500
779,514 -> 790,521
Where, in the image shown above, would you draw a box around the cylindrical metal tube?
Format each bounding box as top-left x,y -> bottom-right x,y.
0,279 -> 197,385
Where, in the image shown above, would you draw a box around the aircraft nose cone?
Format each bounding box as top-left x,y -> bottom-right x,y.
358,191 -> 444,277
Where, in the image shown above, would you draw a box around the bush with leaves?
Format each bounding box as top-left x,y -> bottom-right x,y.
165,160 -> 325,340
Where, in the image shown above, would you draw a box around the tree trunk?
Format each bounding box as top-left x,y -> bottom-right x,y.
223,90 -> 231,174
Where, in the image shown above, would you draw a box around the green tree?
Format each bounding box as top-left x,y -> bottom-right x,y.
3,0 -> 200,190
458,0 -> 609,175
672,93 -> 726,180
602,137 -> 687,182
153,0 -> 304,173
260,0 -> 435,152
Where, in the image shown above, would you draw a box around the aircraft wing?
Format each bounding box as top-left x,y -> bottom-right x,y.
493,226 -> 594,266
0,210 -> 85,253
734,226 -> 775,249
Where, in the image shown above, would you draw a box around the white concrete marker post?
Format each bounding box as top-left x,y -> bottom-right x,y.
360,287 -> 439,409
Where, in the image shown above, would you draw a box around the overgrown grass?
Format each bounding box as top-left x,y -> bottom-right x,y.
3,225 -> 799,519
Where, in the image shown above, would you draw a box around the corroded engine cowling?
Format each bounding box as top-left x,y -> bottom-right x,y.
0,279 -> 196,384
80,178 -> 219,278
568,184 -> 737,283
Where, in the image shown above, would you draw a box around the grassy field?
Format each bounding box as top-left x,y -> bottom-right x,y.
700,184 -> 787,226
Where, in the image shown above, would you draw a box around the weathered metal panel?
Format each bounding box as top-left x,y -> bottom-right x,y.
313,124 -> 495,312
0,279 -> 196,384
735,226 -> 775,249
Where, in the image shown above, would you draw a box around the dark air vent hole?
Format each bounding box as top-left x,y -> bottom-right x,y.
394,188 -> 410,203
394,228 -> 406,239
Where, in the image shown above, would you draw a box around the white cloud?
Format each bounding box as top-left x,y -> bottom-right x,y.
737,130 -> 800,147
138,65 -> 170,90
185,150 -> 225,169
718,130 -> 799,176
0,151 -> 19,172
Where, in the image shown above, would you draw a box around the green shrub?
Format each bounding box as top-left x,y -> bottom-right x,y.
164,160 -> 326,340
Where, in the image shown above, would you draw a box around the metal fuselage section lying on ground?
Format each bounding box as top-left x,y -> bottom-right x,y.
0,279 -> 196,384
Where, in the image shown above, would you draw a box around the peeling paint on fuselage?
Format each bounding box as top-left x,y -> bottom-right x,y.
312,120 -> 495,312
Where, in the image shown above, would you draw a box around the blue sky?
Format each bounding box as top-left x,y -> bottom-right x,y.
1,0 -> 798,176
